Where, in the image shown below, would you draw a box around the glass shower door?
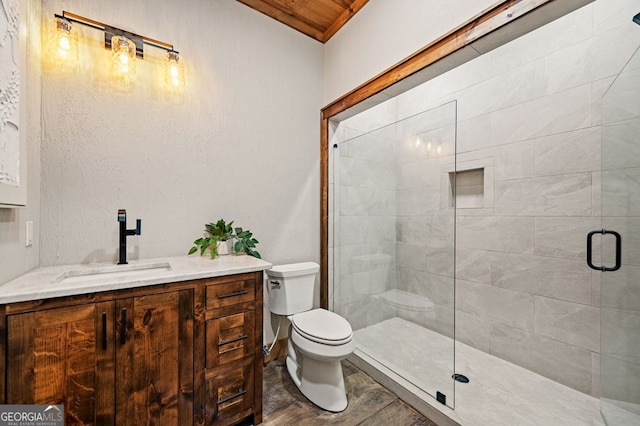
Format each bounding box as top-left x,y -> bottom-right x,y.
332,101 -> 457,407
599,44 -> 640,424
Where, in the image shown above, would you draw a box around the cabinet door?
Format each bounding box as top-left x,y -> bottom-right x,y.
6,301 -> 115,425
115,289 -> 194,426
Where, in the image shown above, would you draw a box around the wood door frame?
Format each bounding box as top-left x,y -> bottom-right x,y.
319,0 -> 594,308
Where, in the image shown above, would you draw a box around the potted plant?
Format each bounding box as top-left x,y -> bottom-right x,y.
188,219 -> 261,259
205,219 -> 234,255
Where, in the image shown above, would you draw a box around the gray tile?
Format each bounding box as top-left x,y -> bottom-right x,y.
490,252 -> 592,304
534,127 -> 601,176
457,216 -> 534,254
601,265 -> 640,310
534,217 -> 601,259
601,307 -> 640,362
457,280 -> 535,332
534,297 -> 600,352
490,323 -> 594,395
601,354 -> 640,406
494,173 -> 593,217
602,168 -> 640,217
455,310 -> 492,353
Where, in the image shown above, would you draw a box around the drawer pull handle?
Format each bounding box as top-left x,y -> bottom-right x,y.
102,312 -> 108,350
120,308 -> 127,345
218,334 -> 248,346
217,290 -> 249,299
217,389 -> 247,405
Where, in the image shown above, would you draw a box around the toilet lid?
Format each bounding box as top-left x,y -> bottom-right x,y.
291,309 -> 353,346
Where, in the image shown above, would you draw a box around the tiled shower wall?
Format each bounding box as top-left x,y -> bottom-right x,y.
332,0 -> 640,397
332,125 -> 399,331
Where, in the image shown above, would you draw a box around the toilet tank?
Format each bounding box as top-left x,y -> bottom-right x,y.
266,262 -> 319,315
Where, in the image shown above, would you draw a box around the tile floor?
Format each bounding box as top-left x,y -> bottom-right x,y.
262,358 -> 438,425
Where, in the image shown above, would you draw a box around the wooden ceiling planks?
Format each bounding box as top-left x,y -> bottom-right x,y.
236,0 -> 368,43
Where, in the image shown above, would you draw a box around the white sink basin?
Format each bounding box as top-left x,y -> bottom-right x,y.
53,262 -> 172,284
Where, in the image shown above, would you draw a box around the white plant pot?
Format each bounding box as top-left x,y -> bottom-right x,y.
217,239 -> 233,256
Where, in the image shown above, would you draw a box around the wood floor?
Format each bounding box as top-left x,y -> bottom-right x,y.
261,360 -> 439,425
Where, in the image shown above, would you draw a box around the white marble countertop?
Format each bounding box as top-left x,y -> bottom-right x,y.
0,255 -> 273,304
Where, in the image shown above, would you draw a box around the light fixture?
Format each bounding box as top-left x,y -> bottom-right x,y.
165,51 -> 185,87
53,11 -> 184,88
111,35 -> 136,86
49,16 -> 79,69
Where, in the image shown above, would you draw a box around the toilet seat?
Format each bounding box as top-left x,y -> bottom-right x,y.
291,308 -> 353,346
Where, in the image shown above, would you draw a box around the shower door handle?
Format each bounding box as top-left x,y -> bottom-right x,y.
587,229 -> 621,272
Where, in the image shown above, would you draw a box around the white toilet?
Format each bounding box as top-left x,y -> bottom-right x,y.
266,262 -> 355,412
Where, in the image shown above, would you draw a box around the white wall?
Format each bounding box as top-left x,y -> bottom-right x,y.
38,0 -> 323,268
0,0 -> 41,284
322,0 -> 497,105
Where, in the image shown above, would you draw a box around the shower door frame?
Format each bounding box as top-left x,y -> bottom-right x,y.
318,0 -> 595,308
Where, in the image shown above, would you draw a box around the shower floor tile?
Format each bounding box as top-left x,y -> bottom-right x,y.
354,317 -> 607,426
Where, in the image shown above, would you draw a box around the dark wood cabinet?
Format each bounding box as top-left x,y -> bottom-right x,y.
6,301 -> 116,425
204,274 -> 263,426
1,271 -> 263,426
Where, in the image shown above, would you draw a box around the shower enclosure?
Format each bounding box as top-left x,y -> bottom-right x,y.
328,4 -> 640,423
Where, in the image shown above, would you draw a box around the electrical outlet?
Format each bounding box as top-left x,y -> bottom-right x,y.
25,221 -> 33,247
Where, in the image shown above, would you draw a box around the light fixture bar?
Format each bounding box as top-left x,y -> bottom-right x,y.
55,11 -> 178,55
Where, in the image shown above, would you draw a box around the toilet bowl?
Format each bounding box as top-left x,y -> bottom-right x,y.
266,263 -> 355,412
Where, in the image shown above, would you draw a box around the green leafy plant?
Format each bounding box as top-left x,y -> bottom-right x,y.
188,219 -> 261,259
205,219 -> 234,241
234,227 -> 261,258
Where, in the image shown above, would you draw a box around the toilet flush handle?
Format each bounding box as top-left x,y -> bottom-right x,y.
270,280 -> 280,287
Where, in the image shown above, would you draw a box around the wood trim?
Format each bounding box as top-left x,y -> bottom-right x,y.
253,271 -> 264,425
321,0 -> 553,120
319,0 -> 588,308
0,305 -> 5,403
179,289 -> 195,426
323,0 -> 369,42
193,283 -> 207,426
237,0 -> 325,42
320,116 -> 330,309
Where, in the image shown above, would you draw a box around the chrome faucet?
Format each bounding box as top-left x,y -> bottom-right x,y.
117,209 -> 141,265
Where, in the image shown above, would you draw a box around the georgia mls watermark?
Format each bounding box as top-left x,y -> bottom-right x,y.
0,405 -> 64,426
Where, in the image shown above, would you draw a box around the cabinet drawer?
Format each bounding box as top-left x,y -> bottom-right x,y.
206,311 -> 255,368
206,279 -> 255,310
206,359 -> 254,426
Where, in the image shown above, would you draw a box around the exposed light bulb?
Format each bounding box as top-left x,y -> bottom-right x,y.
58,34 -> 70,55
165,51 -> 185,87
111,35 -> 136,88
49,17 -> 78,70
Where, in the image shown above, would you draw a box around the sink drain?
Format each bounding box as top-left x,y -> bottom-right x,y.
452,373 -> 469,383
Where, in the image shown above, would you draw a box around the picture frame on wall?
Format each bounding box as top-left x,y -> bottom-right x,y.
0,0 -> 26,208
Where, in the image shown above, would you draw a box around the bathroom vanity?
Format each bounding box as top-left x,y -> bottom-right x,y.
0,255 -> 271,426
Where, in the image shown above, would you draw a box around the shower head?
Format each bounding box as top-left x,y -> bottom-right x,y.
635,12 -> 640,26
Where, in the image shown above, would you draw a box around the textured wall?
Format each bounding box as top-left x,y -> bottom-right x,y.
39,0 -> 322,268
0,0 -> 41,284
